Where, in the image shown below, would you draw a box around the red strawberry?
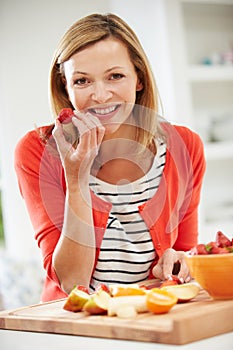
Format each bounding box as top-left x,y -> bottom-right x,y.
139,285 -> 149,291
171,275 -> 182,284
160,279 -> 178,288
218,247 -> 230,254
95,283 -> 111,295
216,231 -> 231,248
160,275 -> 182,288
76,285 -> 90,294
205,241 -> 218,254
211,246 -> 229,254
58,108 -> 74,124
196,243 -> 208,255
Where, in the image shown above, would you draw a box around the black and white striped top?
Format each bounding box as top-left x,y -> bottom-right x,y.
89,140 -> 166,291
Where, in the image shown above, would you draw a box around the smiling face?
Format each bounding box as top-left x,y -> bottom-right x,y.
62,37 -> 143,136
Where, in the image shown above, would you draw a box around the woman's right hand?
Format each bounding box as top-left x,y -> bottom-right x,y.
152,248 -> 191,283
52,111 -> 105,293
52,111 -> 105,187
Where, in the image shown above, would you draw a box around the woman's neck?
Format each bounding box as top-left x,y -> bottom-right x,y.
91,136 -> 157,184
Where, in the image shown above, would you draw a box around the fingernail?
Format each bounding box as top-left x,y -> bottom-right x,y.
179,277 -> 184,284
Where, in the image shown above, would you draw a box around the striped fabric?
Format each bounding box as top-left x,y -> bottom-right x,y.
89,140 -> 166,290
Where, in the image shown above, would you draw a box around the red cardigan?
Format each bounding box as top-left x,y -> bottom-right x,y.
14,122 -> 206,302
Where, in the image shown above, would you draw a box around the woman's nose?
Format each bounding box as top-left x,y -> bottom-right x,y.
91,82 -> 112,103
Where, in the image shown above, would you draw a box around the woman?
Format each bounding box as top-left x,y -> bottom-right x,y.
14,13 -> 206,302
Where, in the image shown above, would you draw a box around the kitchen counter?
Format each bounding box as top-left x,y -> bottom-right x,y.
1,330 -> 233,350
1,281 -> 233,348
1,289 -> 233,348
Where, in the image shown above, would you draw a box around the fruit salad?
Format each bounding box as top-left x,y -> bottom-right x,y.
190,231 -> 233,255
63,281 -> 200,318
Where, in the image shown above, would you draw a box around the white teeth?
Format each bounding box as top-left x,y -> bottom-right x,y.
92,105 -> 117,115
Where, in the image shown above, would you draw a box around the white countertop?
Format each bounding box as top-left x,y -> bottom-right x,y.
1,330 -> 233,350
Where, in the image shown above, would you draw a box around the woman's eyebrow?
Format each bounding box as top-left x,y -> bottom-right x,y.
105,66 -> 124,72
72,66 -> 125,76
73,70 -> 88,75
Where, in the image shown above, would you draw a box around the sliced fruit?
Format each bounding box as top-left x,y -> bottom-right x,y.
171,275 -> 182,284
210,246 -> 230,254
63,288 -> 90,312
205,241 -> 218,253
116,305 -> 137,319
109,284 -> 146,297
189,230 -> 233,256
216,231 -> 231,248
95,283 -> 111,294
160,275 -> 182,288
160,280 -> 178,288
195,244 -> 208,255
161,283 -> 200,303
76,285 -> 90,294
108,295 -> 147,316
138,284 -> 149,291
146,288 -> 178,314
83,290 -> 111,315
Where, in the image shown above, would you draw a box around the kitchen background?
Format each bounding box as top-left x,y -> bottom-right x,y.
0,0 -> 233,310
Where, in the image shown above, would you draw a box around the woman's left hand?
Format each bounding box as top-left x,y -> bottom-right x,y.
152,248 -> 191,283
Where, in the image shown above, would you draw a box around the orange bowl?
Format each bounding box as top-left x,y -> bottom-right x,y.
185,253 -> 233,300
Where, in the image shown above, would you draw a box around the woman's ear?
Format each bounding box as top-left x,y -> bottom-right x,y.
136,79 -> 143,91
62,76 -> 67,88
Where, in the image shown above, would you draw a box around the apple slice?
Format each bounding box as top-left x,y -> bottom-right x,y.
161,283 -> 200,303
116,305 -> 137,319
108,295 -> 147,316
63,288 -> 90,312
83,290 -> 111,315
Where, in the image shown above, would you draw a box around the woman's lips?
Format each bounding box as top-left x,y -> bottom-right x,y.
88,104 -> 121,121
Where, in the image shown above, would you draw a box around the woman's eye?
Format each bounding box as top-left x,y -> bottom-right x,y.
110,73 -> 124,80
74,78 -> 88,86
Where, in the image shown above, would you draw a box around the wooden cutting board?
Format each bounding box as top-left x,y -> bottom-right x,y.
0,288 -> 233,345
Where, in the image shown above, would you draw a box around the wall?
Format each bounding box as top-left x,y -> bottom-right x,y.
0,0 -> 177,262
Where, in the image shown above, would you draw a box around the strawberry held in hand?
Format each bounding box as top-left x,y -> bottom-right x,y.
57,108 -> 79,144
58,108 -> 74,124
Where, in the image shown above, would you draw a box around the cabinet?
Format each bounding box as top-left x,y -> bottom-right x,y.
165,0 -> 233,241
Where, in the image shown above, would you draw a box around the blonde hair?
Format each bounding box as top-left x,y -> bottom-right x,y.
49,13 -> 164,147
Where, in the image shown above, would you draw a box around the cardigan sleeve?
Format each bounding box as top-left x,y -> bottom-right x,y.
172,126 -> 206,251
14,129 -> 67,300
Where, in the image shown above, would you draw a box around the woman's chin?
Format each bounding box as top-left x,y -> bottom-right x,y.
102,123 -> 121,136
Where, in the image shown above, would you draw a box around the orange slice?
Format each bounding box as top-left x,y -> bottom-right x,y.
146,288 -> 178,314
110,284 -> 146,297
